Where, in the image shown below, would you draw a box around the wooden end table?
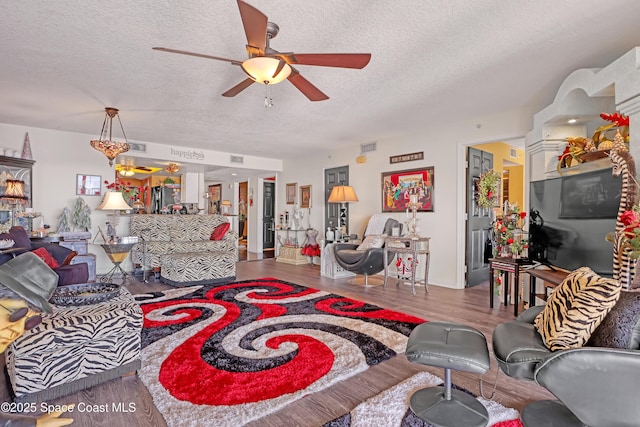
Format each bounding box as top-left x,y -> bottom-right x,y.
489,257 -> 535,316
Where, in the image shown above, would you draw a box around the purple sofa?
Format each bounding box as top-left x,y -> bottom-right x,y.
0,226 -> 89,286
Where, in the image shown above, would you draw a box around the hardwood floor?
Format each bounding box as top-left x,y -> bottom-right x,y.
0,260 -> 553,426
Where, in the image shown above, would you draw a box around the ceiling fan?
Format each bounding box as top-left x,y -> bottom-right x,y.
153,0 -> 371,101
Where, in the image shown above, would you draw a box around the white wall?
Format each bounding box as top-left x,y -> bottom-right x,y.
277,107 -> 534,289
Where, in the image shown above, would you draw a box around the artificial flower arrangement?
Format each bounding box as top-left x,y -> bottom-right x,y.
493,202 -> 528,258
492,202 -> 528,295
477,170 -> 501,209
616,206 -> 640,259
558,112 -> 630,170
104,179 -> 148,203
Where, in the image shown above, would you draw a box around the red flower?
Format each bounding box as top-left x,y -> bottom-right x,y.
501,226 -> 507,233
519,212 -> 527,219
496,277 -> 502,284
487,191 -> 493,198
507,238 -> 514,244
620,210 -> 638,227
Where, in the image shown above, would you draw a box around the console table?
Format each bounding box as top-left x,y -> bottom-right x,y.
489,257 -> 535,316
383,236 -> 430,295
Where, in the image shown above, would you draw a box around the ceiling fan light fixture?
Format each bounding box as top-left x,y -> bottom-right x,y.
90,107 -> 130,167
118,166 -> 135,177
242,57 -> 291,85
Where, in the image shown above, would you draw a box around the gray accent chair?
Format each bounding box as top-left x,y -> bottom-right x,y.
492,298 -> 640,427
333,218 -> 401,285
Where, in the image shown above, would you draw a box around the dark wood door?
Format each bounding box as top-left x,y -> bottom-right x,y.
466,147 -> 494,287
262,181 -> 275,250
324,166 -> 349,235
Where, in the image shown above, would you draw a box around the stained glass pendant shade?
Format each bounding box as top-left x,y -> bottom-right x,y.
90,107 -> 130,166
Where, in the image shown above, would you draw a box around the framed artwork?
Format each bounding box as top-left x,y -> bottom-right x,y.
286,183 -> 297,204
76,174 -> 101,196
381,167 -> 434,212
300,185 -> 311,208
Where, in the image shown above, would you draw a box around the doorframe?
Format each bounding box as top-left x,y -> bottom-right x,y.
456,136 -> 526,289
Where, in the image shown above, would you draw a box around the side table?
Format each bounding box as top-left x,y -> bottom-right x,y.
383,236 -> 430,295
489,257 -> 535,316
527,266 -> 570,307
99,243 -> 135,284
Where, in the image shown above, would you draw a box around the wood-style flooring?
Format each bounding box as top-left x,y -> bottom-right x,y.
0,259 -> 553,427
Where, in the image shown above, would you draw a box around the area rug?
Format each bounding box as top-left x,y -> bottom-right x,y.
135,278 -> 425,427
323,371 -> 523,427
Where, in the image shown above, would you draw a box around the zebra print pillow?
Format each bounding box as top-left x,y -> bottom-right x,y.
534,267 -> 621,351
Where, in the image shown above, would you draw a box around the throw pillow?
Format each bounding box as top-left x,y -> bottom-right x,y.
534,266 -> 621,351
210,222 -> 231,241
31,247 -> 60,269
588,290 -> 640,349
356,235 -> 386,251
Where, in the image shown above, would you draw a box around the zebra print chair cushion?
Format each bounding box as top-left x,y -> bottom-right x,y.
534,267 -> 622,351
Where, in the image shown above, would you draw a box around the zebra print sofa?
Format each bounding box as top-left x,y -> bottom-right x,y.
6,288 -> 142,402
129,214 -> 238,271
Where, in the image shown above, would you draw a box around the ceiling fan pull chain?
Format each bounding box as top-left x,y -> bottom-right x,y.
264,85 -> 274,108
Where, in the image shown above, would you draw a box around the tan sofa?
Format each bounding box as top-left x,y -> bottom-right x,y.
129,214 -> 238,270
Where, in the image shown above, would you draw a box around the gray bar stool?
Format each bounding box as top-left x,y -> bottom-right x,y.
406,322 -> 491,427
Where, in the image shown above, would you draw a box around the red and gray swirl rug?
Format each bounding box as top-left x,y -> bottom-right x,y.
136,278 -> 424,427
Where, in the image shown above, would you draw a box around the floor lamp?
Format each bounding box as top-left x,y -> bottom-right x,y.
1,179 -> 28,226
328,185 -> 359,240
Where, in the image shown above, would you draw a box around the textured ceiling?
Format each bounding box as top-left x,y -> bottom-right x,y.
2,0 -> 640,169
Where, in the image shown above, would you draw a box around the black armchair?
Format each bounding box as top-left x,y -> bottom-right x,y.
492,292 -> 640,427
333,217 -> 401,286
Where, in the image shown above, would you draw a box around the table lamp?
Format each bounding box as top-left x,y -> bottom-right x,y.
97,191 -> 131,241
328,185 -> 358,238
1,179 -> 28,226
221,200 -> 232,215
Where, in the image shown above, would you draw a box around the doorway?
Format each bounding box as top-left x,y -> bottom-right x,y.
324,166 -> 349,236
464,141 -> 526,287
262,180 -> 275,253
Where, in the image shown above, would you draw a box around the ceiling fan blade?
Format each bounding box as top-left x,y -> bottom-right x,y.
287,71 -> 329,102
285,53 -> 371,69
152,47 -> 242,65
222,78 -> 255,97
237,0 -> 267,53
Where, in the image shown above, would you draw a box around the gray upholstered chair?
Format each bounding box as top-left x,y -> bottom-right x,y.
492,291 -> 640,426
333,217 -> 401,285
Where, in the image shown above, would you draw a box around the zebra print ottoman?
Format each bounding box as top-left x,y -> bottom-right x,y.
160,251 -> 236,286
5,287 -> 142,403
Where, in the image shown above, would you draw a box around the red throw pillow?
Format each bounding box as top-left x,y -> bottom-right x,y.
31,247 -> 60,269
210,222 -> 231,241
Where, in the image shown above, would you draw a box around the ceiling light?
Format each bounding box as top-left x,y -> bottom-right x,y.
118,165 -> 135,177
165,163 -> 180,174
567,118 -> 578,124
241,57 -> 291,85
90,107 -> 130,166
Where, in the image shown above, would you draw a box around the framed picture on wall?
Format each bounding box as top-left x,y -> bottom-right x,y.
76,174 -> 101,196
300,185 -> 311,208
381,167 -> 434,212
286,183 -> 297,204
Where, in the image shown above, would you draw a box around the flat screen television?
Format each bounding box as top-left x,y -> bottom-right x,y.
529,168 -> 620,277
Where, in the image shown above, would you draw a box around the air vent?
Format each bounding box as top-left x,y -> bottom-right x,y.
230,155 -> 244,164
127,142 -> 146,153
360,142 -> 377,154
510,148 -> 517,158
